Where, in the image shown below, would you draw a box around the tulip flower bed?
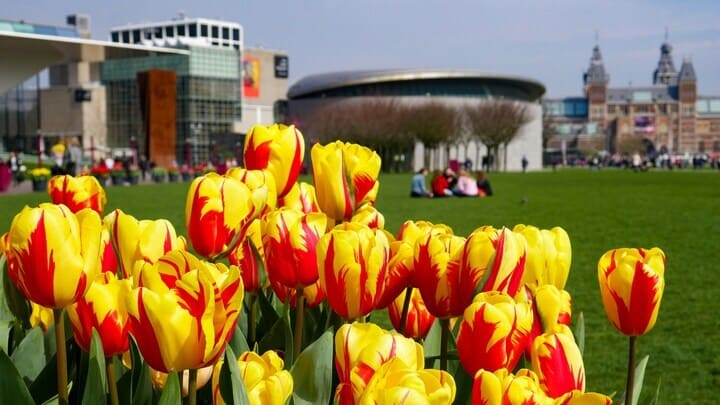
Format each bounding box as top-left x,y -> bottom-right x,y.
0,129 -> 717,403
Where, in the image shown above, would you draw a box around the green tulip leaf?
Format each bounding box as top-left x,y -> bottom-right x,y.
452,361 -> 474,405
257,307 -> 293,366
0,320 -> 11,353
157,372 -> 181,405
290,329 -> 333,405
423,319 -> 441,369
574,312 -> 585,356
130,338 -> 153,405
0,346 -> 35,404
2,262 -> 32,329
10,326 -> 45,382
219,346 -> 250,405
0,256 -> 18,322
229,324 -> 250,356
81,329 -> 107,405
29,340 -> 82,404
257,288 -> 281,335
631,355 -> 649,405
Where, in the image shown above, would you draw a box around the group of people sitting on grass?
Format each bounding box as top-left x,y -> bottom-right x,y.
411,167 -> 493,198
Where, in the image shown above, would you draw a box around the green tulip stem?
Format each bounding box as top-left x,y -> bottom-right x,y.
625,336 -> 637,405
249,292 -> 258,347
440,318 -> 450,371
294,287 -> 305,359
398,286 -> 413,335
106,357 -> 119,405
188,368 -> 198,405
53,308 -> 69,405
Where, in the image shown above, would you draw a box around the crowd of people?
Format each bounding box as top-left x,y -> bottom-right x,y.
411,167 -> 493,198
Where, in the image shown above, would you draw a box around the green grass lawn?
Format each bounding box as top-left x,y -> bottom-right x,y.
1,169 -> 719,403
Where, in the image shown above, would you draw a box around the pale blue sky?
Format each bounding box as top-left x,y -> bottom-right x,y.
5,0 -> 720,97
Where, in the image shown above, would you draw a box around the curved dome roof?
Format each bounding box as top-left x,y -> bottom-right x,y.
288,68 -> 546,101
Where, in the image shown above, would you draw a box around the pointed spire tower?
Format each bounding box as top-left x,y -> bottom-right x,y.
653,29 -> 678,85
583,38 -> 609,129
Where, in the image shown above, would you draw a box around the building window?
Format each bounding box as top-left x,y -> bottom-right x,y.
177,24 -> 185,36
635,105 -> 649,113
154,27 -> 162,38
189,23 -> 197,37
132,30 -> 140,43
683,105 -> 694,117
608,105 -> 616,114
222,27 -> 229,39
233,28 -> 239,41
111,32 -> 119,42
201,24 -> 208,37
143,29 -> 152,40
658,104 -> 667,115
211,26 -> 218,38
122,31 -> 129,42
713,140 -> 720,152
165,25 -> 173,37
698,141 -> 705,153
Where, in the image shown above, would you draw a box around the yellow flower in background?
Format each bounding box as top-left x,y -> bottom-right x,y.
212,350 -> 293,405
185,172 -> 257,260
279,181 -> 320,213
514,225 -> 571,292
350,204 -> 385,230
48,174 -> 107,215
597,247 -> 666,336
1,204 -> 102,308
335,322 -> 425,404
317,222 -> 390,320
311,141 -> 381,223
357,357 -> 456,405
225,167 -> 277,217
243,123 -> 305,198
104,209 -> 186,278
30,302 -> 54,332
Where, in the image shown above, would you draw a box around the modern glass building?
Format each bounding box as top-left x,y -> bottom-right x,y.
102,45 -> 241,162
110,17 -> 243,51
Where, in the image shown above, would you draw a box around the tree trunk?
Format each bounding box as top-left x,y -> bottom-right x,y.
476,143 -> 481,172
423,144 -> 431,171
503,143 -> 508,172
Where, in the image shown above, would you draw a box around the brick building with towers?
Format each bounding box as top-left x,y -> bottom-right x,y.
544,36 -> 720,162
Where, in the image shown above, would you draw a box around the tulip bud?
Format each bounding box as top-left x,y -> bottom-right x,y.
597,247 -> 665,336
456,291 -> 534,375
514,225 -> 571,292
212,351 -> 293,405
357,357 -> 456,405
413,232 -> 467,318
530,325 -> 585,398
48,174 -> 107,215
243,123 -> 305,198
462,227 -> 527,297
2,204 -> 102,308
279,182 -> 320,213
387,288 -> 435,340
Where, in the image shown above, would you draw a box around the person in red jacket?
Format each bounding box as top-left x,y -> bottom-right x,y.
431,169 -> 453,197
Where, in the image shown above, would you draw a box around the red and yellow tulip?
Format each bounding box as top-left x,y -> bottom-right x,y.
228,219 -> 264,293
471,368 -> 552,405
387,287 -> 436,340
104,209 -> 186,278
100,228 -> 119,274
530,325 -> 585,398
311,141 -> 381,223
514,225 -> 571,292
279,182 -> 320,213
357,357 -> 456,405
225,167 -> 277,217
243,123 -> 305,198
185,173 -> 257,260
597,247 -> 666,336
456,292 -> 534,375
554,391 -> 613,405
30,303 -> 54,332
535,284 -> 572,332
127,250 -> 243,372
350,204 -> 385,230
1,204 -> 102,308
67,272 -> 131,357
48,174 -> 107,214
318,222 -> 390,320
335,322 -> 425,404
462,226 -> 527,297
263,208 -> 327,289
212,350 -> 293,405
413,232 -> 467,318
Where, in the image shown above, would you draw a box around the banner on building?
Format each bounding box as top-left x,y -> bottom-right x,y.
274,55 -> 289,78
243,57 -> 260,98
634,116 -> 655,136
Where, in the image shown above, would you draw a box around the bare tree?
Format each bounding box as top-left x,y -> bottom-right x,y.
402,102 -> 459,170
464,100 -> 531,172
616,135 -> 646,155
